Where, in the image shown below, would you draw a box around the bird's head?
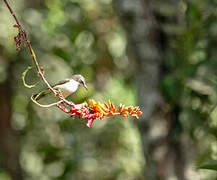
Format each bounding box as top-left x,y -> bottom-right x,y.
72,74 -> 88,90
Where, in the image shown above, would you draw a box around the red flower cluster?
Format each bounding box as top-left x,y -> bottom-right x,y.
57,99 -> 142,128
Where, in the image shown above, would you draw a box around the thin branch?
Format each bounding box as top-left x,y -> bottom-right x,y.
3,0 -> 74,105
3,0 -> 20,26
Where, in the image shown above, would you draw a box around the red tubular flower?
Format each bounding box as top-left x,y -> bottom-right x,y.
57,99 -> 142,128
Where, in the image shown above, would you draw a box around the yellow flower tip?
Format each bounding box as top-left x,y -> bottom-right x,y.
108,99 -> 111,105
131,114 -> 139,119
97,102 -> 107,112
89,99 -> 97,106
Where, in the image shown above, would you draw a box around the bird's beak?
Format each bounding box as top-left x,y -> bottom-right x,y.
83,83 -> 88,91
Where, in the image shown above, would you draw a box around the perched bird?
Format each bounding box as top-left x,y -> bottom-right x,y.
34,74 -> 88,100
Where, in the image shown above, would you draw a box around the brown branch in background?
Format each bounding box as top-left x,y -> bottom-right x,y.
3,0 -> 74,105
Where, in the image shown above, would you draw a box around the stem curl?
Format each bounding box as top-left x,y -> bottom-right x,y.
31,94 -> 63,108
22,66 -> 39,88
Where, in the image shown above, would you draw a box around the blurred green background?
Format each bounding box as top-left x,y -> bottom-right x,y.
0,0 -> 216,179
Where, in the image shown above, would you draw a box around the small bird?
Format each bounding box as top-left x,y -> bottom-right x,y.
34,74 -> 88,100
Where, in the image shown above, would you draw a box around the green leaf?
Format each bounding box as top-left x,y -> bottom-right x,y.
198,160 -> 217,171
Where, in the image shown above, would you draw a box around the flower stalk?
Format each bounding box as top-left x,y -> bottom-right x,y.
57,99 -> 142,128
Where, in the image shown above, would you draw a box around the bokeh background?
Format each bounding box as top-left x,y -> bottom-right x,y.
0,0 -> 217,179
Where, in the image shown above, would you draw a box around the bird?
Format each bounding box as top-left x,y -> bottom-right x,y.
34,74 -> 88,100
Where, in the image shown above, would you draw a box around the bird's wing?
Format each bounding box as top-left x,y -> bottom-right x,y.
52,79 -> 70,88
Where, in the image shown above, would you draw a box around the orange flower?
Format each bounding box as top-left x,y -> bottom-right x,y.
57,99 -> 142,128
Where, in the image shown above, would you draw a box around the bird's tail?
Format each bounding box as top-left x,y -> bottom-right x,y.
33,90 -> 51,101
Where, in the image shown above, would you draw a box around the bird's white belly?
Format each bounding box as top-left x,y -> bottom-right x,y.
55,80 -> 79,97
